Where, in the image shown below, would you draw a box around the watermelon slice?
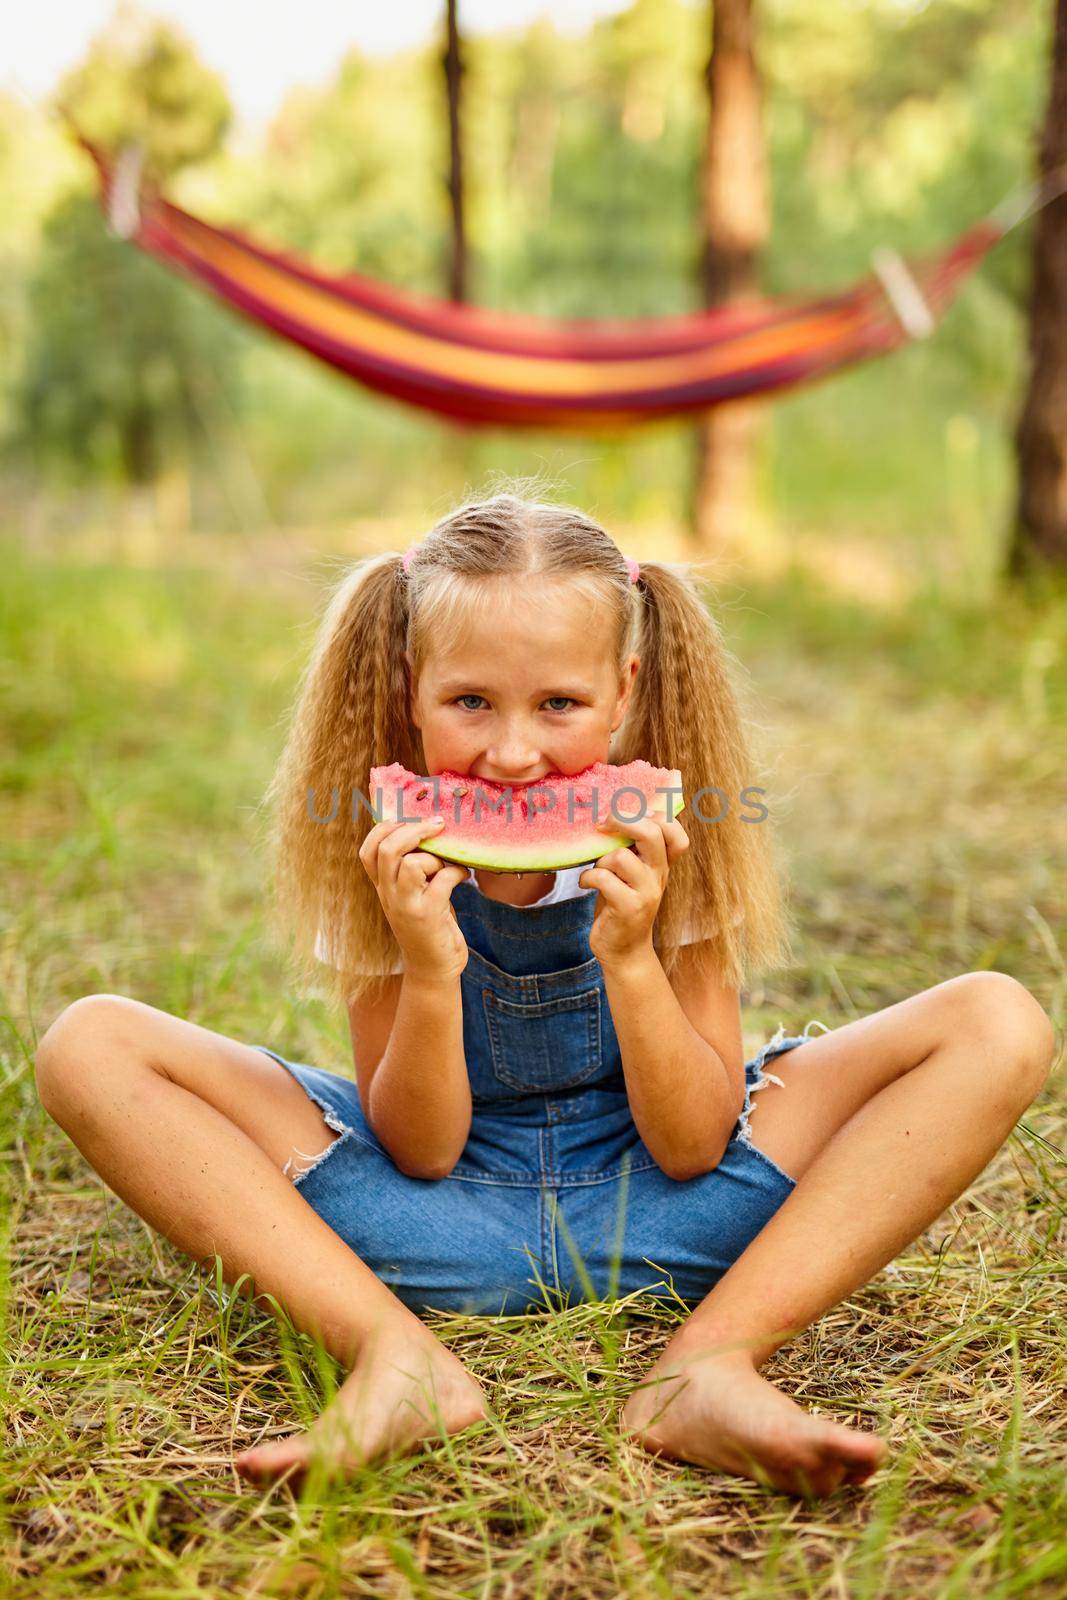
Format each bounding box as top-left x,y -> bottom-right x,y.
368,760 -> 685,873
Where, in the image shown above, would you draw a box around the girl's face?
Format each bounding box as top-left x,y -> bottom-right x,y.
406,583 -> 639,784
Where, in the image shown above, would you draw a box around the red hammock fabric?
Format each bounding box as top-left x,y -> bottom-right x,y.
83,141 -> 1001,431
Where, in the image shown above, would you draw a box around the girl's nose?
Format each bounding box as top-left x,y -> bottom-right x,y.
486,740 -> 541,777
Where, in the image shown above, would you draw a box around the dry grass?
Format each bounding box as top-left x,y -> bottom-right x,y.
2,527 -> 1065,1597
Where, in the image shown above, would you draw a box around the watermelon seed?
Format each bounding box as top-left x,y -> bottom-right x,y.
451,785 -> 469,798
414,786 -> 430,801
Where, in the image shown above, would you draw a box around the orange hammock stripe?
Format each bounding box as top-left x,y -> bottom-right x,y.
83,140 -> 1003,431
162,193 -> 857,355
160,207 -> 883,395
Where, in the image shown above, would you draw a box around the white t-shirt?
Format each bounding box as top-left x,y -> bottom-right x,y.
315,865 -> 743,975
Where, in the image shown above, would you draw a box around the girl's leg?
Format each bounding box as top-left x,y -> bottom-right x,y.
34,994 -> 489,1481
620,971 -> 1056,1498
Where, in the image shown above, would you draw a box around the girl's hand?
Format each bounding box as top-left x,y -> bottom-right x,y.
579,804 -> 690,969
359,813 -> 470,983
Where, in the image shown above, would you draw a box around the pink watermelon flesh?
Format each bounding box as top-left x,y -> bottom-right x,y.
369,760 -> 685,872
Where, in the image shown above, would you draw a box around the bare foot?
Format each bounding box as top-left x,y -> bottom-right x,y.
234,1324 -> 490,1486
620,1344 -> 888,1499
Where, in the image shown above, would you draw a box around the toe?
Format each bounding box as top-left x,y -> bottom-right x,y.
235,1437 -> 307,1482
820,1426 -> 887,1490
833,1426 -> 888,1467
841,1444 -> 886,1486
624,1421 -> 675,1461
782,1453 -> 847,1501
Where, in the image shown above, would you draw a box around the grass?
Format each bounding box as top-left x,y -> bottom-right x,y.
2,523 -> 1065,1597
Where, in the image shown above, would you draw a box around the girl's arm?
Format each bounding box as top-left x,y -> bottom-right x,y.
581,808 -> 745,1180
350,813 -> 474,1179
353,972 -> 471,1180
600,946 -> 746,1182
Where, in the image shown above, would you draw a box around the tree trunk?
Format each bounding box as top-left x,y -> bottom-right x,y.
119,399 -> 157,486
691,0 -> 769,554
1009,0 -> 1067,577
443,0 -> 467,303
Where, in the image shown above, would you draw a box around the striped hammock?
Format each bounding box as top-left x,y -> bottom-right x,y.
82,138 -> 1008,432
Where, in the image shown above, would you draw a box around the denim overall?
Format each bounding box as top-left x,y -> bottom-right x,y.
254,878 -> 824,1318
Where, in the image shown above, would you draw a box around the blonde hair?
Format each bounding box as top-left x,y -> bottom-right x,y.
261,487 -> 792,1008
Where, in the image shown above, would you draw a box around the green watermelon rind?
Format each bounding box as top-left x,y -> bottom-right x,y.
370,761 -> 685,874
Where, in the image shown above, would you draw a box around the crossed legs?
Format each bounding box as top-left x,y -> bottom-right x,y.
33,974 -> 1056,1496
620,971 -> 1057,1497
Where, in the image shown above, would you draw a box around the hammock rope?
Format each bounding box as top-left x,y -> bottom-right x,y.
76,132 -> 1031,432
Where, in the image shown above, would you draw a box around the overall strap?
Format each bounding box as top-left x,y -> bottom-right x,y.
451,878 -> 597,980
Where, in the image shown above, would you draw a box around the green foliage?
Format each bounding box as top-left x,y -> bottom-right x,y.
57,4 -> 231,181
14,191 -> 246,486
6,9 -> 244,491
238,49 -> 446,291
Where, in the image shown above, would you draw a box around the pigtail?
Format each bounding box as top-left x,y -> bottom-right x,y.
611,560 -> 793,991
259,552 -> 423,1010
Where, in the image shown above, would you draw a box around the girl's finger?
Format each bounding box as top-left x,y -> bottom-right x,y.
378,818 -> 447,887
649,817 -> 689,864
597,815 -> 667,867
665,825 -> 690,864
424,860 -> 471,902
426,854 -> 468,875
579,867 -> 640,912
594,845 -> 647,887
359,817 -> 432,881
395,846 -> 451,889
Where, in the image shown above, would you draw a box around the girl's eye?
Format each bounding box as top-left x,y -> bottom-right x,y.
453,696 -> 576,713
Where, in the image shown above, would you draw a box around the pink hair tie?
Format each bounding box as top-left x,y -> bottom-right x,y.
401,545 -> 419,575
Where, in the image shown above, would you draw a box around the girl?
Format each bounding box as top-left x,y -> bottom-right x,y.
34,493 -> 1055,1500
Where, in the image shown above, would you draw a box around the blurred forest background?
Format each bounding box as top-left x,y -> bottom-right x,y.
0,0 -> 1044,595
